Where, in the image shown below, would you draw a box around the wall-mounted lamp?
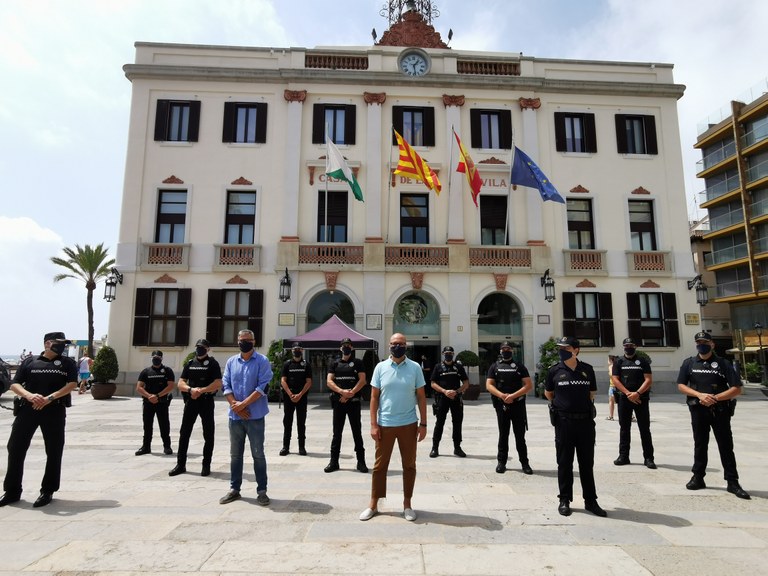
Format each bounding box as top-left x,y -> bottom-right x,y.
686,274 -> 709,307
279,268 -> 292,302
103,267 -> 124,303
540,269 -> 555,303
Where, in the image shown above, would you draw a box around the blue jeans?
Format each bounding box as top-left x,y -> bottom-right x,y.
228,418 -> 267,493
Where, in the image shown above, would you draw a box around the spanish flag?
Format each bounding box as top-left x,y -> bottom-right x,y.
394,130 -> 441,194
453,129 -> 482,207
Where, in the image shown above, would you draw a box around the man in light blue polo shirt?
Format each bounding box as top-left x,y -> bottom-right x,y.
219,329 -> 273,506
359,333 -> 427,522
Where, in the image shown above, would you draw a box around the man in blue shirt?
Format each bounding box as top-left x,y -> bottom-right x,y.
219,329 -> 273,506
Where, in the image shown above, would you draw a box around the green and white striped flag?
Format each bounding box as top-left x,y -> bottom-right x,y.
326,137 -> 363,202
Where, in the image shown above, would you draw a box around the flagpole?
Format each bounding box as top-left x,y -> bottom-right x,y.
447,125 -> 455,244
386,125 -> 394,243
505,135 -> 516,246
324,125 -> 330,242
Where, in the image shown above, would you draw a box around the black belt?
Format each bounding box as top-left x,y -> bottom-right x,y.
557,411 -> 591,420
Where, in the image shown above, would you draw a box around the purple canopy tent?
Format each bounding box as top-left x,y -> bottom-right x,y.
282,315 -> 378,350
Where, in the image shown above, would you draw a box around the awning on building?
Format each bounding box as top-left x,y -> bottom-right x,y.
726,346 -> 761,354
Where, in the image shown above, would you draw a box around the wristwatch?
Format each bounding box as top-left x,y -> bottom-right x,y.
47,394 -> 55,402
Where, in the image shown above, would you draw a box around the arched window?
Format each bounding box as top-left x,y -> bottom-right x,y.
306,291 -> 355,331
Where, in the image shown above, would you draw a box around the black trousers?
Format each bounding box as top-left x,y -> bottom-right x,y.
495,400 -> 528,464
4,403 -> 66,495
282,394 -> 308,448
554,415 -> 597,502
432,395 -> 463,447
141,398 -> 171,449
617,395 -> 654,459
330,399 -> 364,459
689,404 -> 739,481
176,395 -> 215,467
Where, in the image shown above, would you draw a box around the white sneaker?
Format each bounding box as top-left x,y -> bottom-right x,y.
359,507 -> 377,521
403,508 -> 417,521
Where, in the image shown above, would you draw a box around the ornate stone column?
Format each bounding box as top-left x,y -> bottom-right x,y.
518,97 -> 544,244
443,94 -> 465,243
281,90 -> 306,241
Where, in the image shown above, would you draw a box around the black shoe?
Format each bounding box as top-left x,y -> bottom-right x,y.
613,456 -> 630,466
558,499 -> 572,516
324,460 -> 340,473
219,490 -> 241,505
429,447 -> 439,458
33,492 -> 53,508
727,482 -> 751,500
357,461 -> 369,473
0,492 -> 21,507
585,500 -> 607,517
495,462 -> 506,474
168,465 -> 187,477
279,447 -> 289,456
201,465 -> 211,477
686,475 -> 706,490
521,463 -> 533,475
299,446 -> 307,456
453,446 -> 467,458
163,446 -> 173,455
135,446 -> 151,456
644,459 -> 657,469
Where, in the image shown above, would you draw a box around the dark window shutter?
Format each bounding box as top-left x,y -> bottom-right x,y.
175,318 -> 190,346
598,293 -> 613,319
392,106 -> 404,145
665,320 -> 680,347
598,293 -> 614,347
248,319 -> 264,348
312,104 -> 325,144
627,320 -> 642,342
644,115 -> 658,155
615,114 -> 628,154
469,109 -> 482,149
344,105 -> 356,145
206,289 -> 222,346
177,288 -> 192,317
600,320 -> 615,347
188,101 -> 201,142
154,100 -> 170,141
584,114 -> 597,153
626,292 -> 641,319
222,102 -> 236,142
206,318 -> 221,347
174,288 -> 192,346
498,110 -> 512,149
423,107 -> 435,147
562,292 -> 576,320
662,293 -> 678,320
662,292 -> 679,346
249,289 -> 264,318
207,289 -> 222,317
562,320 -> 576,338
554,112 -> 566,152
255,103 -> 268,143
132,288 -> 152,346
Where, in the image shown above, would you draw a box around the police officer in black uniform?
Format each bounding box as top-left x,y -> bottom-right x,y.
135,350 -> 175,456
429,345 -> 469,458
677,331 -> 750,499
325,337 -> 368,473
611,337 -> 656,468
486,341 -> 533,474
0,331 -> 78,508
279,345 -> 313,456
169,338 -> 222,477
545,336 -> 606,517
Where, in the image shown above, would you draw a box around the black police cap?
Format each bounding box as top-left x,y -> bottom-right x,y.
44,331 -> 71,343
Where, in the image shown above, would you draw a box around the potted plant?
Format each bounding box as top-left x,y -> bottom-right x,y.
456,350 -> 482,400
266,340 -> 288,402
745,361 -> 762,384
90,345 -> 119,399
535,338 -> 559,398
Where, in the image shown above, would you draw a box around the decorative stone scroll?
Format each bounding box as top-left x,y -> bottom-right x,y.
325,271 -> 338,292
518,97 -> 541,110
493,273 -> 508,291
442,95 -> 465,107
364,92 -> 386,105
410,272 -> 424,290
284,90 -> 307,103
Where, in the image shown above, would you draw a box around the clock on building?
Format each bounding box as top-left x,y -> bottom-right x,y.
398,50 -> 430,77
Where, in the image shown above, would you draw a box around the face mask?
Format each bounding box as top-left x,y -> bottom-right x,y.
501,350 -> 513,360
443,353 -> 454,362
624,347 -> 636,357
151,357 -> 162,367
50,342 -> 66,355
696,343 -> 712,355
558,348 -> 573,362
293,353 -> 302,359
390,345 -> 407,359
238,340 -> 254,353
196,346 -> 208,357
341,346 -> 353,356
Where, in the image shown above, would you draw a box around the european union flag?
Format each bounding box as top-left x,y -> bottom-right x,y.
510,146 -> 565,204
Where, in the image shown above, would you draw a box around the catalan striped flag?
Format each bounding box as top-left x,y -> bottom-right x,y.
453,129 -> 482,206
394,130 -> 441,194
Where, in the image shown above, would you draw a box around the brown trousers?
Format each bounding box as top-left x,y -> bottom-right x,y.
371,422 -> 418,500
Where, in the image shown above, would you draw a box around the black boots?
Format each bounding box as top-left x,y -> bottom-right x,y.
324,458 -> 340,473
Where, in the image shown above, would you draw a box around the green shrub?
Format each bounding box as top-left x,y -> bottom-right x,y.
91,345 -> 119,383
456,350 -> 479,367
266,340 -> 288,400
745,361 -> 762,382
535,338 -> 559,397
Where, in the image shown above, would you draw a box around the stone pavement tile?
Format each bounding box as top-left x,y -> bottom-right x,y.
442,524 -> 579,546
421,543 -> 652,575
650,525 -> 766,548
306,517 -> 448,543
0,540 -> 67,572
567,523 -> 671,546
624,545 -> 767,576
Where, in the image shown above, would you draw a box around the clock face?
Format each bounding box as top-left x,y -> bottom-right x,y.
399,52 -> 429,77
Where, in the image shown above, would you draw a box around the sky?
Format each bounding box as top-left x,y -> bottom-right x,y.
1,0 -> 766,356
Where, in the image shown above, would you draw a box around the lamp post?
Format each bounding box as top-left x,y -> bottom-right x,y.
103,268 -> 123,303
279,268 -> 292,302
540,269 -> 555,303
687,274 -> 709,306
755,322 -> 764,385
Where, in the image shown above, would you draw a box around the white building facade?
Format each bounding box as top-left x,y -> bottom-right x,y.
109,7 -> 699,393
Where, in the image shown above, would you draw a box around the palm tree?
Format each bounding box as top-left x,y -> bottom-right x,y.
51,243 -> 115,358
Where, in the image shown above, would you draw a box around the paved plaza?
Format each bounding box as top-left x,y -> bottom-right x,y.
0,388 -> 766,575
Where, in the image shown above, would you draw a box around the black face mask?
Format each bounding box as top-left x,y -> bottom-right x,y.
341,346 -> 353,356
624,347 -> 636,357
501,350 -> 513,360
293,353 -> 302,360
443,353 -> 454,362
558,349 -> 573,362
696,343 -> 712,355
196,346 -> 208,357
390,345 -> 407,359
238,341 -> 254,353
151,357 -> 162,367
50,342 -> 66,355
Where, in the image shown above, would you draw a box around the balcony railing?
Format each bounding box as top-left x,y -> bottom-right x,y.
141,243 -> 190,271
213,244 -> 260,272
564,249 -> 606,273
753,236 -> 768,256
699,175 -> 741,203
704,242 -> 749,267
298,244 -> 364,266
759,274 -> 768,292
626,251 -> 671,275
385,245 -> 449,267
709,210 -> 744,232
715,278 -> 754,298
696,141 -> 736,172
752,197 -> 768,218
743,122 -> 768,148
468,246 -> 531,268
747,157 -> 768,183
